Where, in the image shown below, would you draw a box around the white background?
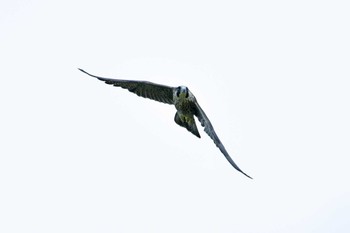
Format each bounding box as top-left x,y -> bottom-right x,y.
1,0 -> 349,232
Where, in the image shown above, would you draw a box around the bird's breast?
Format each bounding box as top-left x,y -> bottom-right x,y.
174,98 -> 196,115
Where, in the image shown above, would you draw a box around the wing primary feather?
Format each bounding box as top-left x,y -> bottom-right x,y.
79,68 -> 175,105
194,102 -> 253,179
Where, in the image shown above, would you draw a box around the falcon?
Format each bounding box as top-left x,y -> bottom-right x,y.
79,68 -> 252,179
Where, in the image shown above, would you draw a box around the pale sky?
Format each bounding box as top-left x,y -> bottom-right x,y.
1,0 -> 349,232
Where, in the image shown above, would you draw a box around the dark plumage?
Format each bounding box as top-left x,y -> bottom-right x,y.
79,68 -> 252,179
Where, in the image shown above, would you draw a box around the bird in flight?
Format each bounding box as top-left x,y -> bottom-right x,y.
79,68 -> 252,179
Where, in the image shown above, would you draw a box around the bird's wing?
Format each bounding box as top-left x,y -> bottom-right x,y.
194,102 -> 252,179
79,69 -> 175,105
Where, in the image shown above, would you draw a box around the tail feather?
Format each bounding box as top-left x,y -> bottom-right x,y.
174,112 -> 201,138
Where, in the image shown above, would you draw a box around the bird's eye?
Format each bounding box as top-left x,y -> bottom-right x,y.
176,87 -> 181,97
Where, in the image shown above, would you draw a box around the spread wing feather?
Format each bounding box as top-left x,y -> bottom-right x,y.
79,69 -> 175,105
194,102 -> 252,179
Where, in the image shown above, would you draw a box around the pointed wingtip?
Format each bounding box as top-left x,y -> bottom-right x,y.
78,68 -> 86,73
225,153 -> 253,179
78,68 -> 95,78
238,168 -> 253,179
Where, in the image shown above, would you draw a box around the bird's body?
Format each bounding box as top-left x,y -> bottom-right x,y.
79,68 -> 252,179
173,87 -> 201,138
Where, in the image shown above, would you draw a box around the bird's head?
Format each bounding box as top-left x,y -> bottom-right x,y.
176,86 -> 189,98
